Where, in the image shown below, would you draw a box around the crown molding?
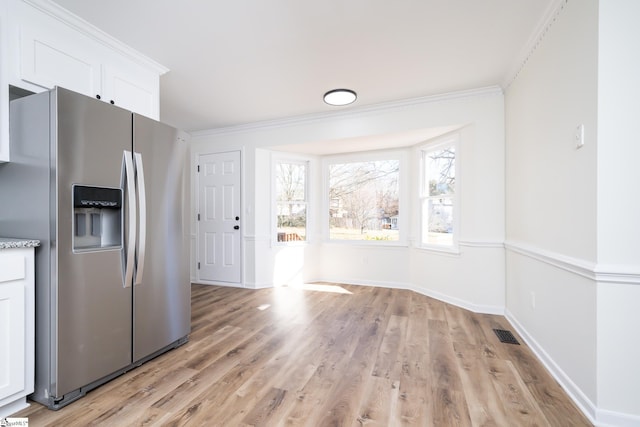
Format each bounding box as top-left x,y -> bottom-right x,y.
21,0 -> 169,74
502,0 -> 569,90
191,86 -> 503,138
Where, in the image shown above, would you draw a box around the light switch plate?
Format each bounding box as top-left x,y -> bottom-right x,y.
576,124 -> 585,149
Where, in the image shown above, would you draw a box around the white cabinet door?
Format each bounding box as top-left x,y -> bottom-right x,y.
0,256 -> 26,401
18,25 -> 101,97
102,64 -> 159,119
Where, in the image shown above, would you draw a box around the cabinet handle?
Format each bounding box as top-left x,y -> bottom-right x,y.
110,100 -> 115,105
96,94 -> 101,100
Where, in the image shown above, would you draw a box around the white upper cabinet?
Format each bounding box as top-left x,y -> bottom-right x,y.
101,63 -> 159,119
0,0 -> 167,162
18,21 -> 102,97
8,0 -> 166,118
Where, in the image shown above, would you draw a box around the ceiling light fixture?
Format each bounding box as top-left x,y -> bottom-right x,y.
323,89 -> 357,106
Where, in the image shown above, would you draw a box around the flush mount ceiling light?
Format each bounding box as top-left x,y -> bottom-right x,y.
323,89 -> 357,106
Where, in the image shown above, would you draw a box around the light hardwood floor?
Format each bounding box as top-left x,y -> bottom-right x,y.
16,283 -> 592,426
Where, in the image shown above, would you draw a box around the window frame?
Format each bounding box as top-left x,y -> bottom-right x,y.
272,155 -> 310,246
419,134 -> 460,252
323,149 -> 408,246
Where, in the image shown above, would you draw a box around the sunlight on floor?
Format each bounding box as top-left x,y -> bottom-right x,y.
257,283 -> 352,316
286,282 -> 352,294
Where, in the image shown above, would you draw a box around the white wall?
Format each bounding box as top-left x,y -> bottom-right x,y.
191,88 -> 505,310
596,0 -> 640,267
506,0 -> 640,424
505,0 -> 599,416
595,0 -> 640,421
506,0 -> 598,261
410,120 -> 505,313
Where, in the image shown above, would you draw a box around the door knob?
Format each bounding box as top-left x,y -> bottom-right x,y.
234,225 -> 240,230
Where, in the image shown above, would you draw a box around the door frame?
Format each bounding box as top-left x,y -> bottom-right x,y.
192,148 -> 245,287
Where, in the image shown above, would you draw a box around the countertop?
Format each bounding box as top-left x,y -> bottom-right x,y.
0,237 -> 41,249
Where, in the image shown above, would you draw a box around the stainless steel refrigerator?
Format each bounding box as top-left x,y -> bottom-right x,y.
0,87 -> 190,409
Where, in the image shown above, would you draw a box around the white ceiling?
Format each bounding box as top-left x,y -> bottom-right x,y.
51,0 -> 555,133
270,125 -> 463,156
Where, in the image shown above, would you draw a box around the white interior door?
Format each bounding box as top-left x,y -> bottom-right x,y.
197,151 -> 242,284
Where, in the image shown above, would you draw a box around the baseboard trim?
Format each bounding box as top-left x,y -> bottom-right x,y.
505,310 -> 599,425
595,408 -> 640,427
0,398 -> 30,419
191,279 -> 246,288
409,284 -> 505,315
248,281 -> 274,289
506,309 -> 640,426
318,277 -> 504,315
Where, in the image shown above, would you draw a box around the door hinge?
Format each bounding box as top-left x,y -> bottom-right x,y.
197,213 -> 200,221
197,262 -> 200,270
197,165 -> 200,172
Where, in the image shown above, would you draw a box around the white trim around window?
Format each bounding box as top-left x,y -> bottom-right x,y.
323,149 -> 409,246
272,153 -> 312,246
418,133 -> 460,252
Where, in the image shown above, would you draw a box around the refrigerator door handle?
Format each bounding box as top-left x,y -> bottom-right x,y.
123,150 -> 136,288
134,152 -> 147,286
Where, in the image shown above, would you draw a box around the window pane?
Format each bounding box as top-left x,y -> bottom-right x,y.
276,163 -> 306,202
276,162 -> 306,242
329,160 -> 399,241
427,147 -> 455,196
277,202 -> 306,241
423,198 -> 453,245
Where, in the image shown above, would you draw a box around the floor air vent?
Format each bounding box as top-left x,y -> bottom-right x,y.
493,329 -> 520,345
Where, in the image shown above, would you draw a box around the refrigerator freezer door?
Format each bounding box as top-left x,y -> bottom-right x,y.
54,88 -> 133,398
132,114 -> 190,362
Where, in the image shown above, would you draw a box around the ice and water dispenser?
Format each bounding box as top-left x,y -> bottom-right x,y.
73,185 -> 122,251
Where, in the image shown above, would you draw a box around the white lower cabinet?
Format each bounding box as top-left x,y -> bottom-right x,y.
0,247 -> 35,418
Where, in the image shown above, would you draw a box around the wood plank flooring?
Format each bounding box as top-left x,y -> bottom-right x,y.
15,283 -> 592,426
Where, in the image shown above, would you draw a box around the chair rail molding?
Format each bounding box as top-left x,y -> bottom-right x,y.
504,240 -> 640,285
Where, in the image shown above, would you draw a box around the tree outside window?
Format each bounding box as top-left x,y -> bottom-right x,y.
328,160 -> 399,241
276,161 -> 307,242
421,142 -> 456,247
